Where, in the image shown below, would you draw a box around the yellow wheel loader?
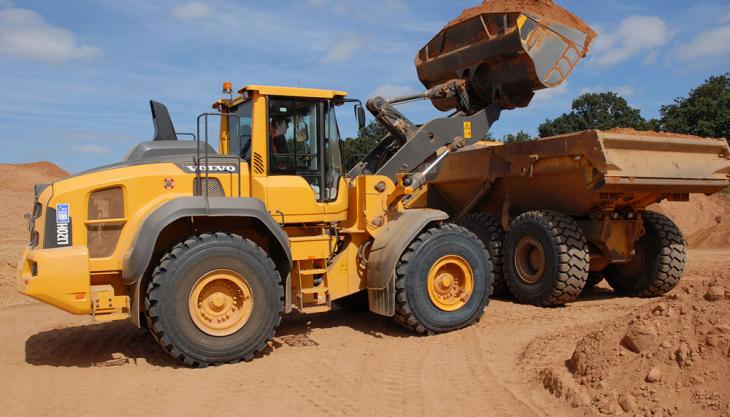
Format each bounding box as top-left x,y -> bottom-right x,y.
16,1 -> 730,366
17,84 -> 496,366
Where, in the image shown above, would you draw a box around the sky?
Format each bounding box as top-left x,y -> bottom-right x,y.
0,0 -> 729,173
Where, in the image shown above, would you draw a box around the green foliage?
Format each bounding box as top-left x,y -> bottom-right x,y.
340,120 -> 387,170
659,73 -> 730,142
538,92 -> 653,138
502,131 -> 534,144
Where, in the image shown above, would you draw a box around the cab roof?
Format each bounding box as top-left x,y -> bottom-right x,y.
239,85 -> 348,99
213,85 -> 349,110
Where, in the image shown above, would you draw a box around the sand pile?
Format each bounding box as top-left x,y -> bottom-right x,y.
0,162 -> 68,306
688,221 -> 730,249
651,193 -> 730,249
562,275 -> 730,417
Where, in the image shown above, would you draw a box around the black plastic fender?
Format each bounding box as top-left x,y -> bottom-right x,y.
366,209 -> 449,316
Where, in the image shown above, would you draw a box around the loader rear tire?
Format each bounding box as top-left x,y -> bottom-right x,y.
457,213 -> 508,296
504,211 -> 589,306
144,233 -> 283,367
393,224 -> 492,335
605,211 -> 685,297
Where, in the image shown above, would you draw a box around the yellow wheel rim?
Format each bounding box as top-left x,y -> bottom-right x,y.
427,255 -> 474,312
188,269 -> 254,337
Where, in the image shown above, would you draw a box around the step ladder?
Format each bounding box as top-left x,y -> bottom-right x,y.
295,260 -> 331,314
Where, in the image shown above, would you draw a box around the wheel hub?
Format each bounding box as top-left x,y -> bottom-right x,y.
189,269 -> 254,337
514,236 -> 546,284
427,255 -> 474,312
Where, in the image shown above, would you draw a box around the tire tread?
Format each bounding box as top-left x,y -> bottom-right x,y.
144,233 -> 283,367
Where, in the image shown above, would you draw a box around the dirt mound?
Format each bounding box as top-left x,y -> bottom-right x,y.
0,162 -> 67,306
687,220 -> 730,249
449,0 -> 595,40
651,193 -> 730,247
563,275 -> 730,417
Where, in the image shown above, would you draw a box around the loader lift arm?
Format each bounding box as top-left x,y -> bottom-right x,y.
347,91 -> 502,182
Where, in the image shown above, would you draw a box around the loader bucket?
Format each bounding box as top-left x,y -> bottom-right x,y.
416,0 -> 596,112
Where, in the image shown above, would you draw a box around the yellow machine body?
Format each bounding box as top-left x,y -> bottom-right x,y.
18,85 -> 425,323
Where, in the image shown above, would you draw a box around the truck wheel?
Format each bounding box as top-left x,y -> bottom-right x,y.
585,272 -> 604,289
504,211 -> 589,306
457,213 -> 508,296
145,233 -> 283,367
393,224 -> 492,334
605,211 -> 685,297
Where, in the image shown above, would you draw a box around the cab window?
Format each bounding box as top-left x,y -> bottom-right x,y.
268,98 -> 321,192
228,100 -> 253,159
323,101 -> 343,202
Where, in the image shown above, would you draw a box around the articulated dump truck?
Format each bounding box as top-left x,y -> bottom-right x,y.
351,0 -> 730,307
16,0 -> 730,366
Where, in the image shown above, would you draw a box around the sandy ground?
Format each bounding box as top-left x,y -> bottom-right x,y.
1,162 -> 728,417
0,250 -> 725,417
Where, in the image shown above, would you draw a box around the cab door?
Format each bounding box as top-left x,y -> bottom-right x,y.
265,97 -> 325,224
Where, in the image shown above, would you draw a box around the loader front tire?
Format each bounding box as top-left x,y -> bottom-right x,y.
457,213 -> 508,296
145,233 -> 283,367
394,224 -> 492,334
504,211 -> 589,306
605,211 -> 685,297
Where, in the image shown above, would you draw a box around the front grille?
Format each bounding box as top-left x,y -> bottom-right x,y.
87,187 -> 124,258
87,224 -> 124,258
194,178 -> 225,197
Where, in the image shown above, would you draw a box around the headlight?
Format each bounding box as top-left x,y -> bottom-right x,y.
87,187 -> 125,258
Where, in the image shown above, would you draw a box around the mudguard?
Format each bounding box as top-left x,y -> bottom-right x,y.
122,197 -> 291,284
366,209 -> 449,316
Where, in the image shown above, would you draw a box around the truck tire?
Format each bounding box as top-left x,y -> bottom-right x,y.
145,233 -> 283,367
393,224 -> 492,334
457,213 -> 508,296
504,211 -> 589,306
605,211 -> 685,297
585,272 -> 604,289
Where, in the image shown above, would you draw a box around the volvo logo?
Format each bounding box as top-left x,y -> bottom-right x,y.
182,165 -> 238,173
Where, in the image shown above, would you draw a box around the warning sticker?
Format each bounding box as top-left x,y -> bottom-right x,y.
463,121 -> 472,139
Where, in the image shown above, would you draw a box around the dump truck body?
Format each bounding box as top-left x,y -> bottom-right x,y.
427,130 -> 730,274
430,130 -> 730,216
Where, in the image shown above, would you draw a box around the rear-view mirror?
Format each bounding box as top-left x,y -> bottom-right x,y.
355,105 -> 366,130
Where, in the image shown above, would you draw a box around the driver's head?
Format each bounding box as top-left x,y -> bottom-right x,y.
270,118 -> 288,136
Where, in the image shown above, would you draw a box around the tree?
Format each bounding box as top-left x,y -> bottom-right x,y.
538,92 -> 652,137
502,131 -> 534,144
659,73 -> 730,142
340,120 -> 387,170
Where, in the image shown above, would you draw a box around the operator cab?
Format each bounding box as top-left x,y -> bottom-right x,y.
214,85 -> 365,223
